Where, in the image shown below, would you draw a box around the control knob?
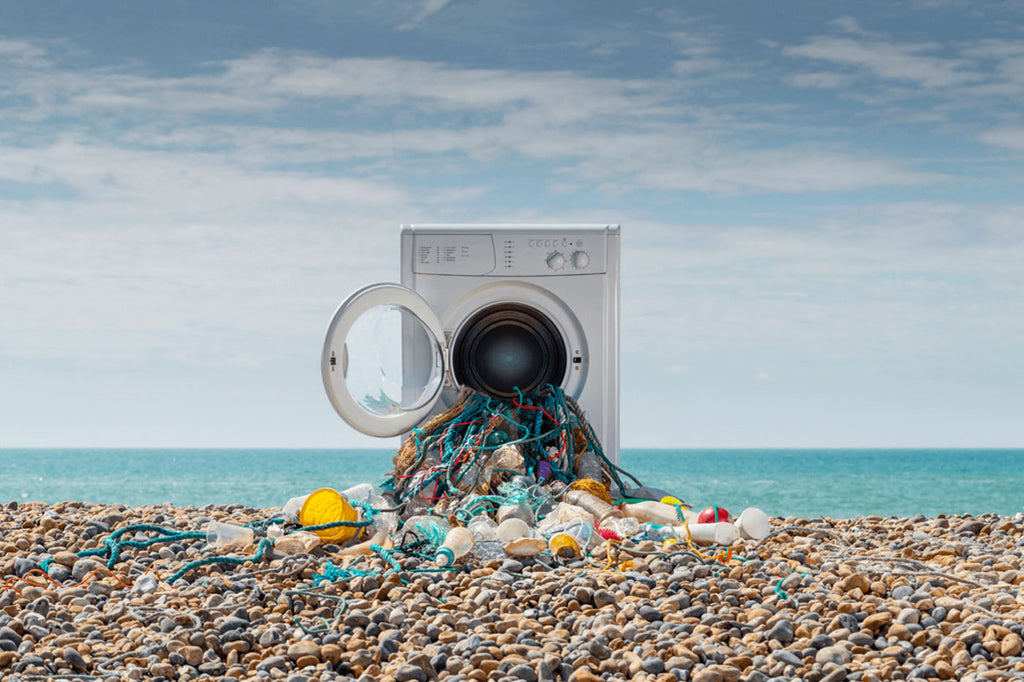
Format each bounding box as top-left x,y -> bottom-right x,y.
546,251 -> 565,270
572,250 -> 590,269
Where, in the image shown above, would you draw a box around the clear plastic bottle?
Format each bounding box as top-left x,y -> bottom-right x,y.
548,519 -> 594,558
574,450 -> 605,482
436,526 -> 474,567
468,515 -> 505,562
621,501 -> 697,525
402,515 -> 450,549
564,489 -> 621,522
597,515 -> 640,540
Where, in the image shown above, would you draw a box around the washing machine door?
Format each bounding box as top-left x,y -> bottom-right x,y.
322,283 -> 447,437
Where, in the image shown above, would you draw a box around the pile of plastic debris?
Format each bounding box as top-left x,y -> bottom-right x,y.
259,384 -> 773,579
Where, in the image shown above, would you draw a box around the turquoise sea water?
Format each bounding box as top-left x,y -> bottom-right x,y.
1,449 -> 1022,519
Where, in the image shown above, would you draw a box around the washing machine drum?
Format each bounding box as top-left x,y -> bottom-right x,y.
452,303 -> 567,399
322,283 -> 570,438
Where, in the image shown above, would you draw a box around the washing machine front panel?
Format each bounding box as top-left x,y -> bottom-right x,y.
322,282 -> 449,437
398,225 -> 619,463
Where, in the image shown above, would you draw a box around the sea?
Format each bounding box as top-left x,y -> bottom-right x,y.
1,449 -> 1022,520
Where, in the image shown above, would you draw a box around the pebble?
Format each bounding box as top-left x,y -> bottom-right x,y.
0,502 -> 1021,682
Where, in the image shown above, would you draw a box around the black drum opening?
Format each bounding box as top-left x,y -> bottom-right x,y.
452,303 -> 567,398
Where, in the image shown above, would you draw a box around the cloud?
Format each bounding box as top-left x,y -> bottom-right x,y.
978,127 -> 1024,151
396,0 -> 454,30
783,36 -> 980,89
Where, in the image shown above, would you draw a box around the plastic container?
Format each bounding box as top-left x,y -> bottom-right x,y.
273,530 -> 320,554
564,489 -> 620,522
670,522 -> 740,546
299,488 -> 360,544
497,518 -> 531,543
436,526 -> 474,567
206,522 -> 255,551
735,507 -> 771,540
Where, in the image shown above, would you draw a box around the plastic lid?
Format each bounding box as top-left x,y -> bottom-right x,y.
435,547 -> 455,567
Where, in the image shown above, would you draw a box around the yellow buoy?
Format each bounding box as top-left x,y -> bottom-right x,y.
298,488 -> 359,543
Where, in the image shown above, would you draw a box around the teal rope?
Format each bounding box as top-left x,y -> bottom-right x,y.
166,537 -> 273,584
78,524 -> 207,569
293,616 -> 331,634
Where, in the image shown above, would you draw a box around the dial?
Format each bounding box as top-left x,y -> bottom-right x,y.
572,250 -> 590,269
546,251 -> 565,270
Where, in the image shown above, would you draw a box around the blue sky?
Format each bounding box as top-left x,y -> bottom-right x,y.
1,1 -> 1022,448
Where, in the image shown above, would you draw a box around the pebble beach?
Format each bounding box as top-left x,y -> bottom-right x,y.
3,501 -> 1024,682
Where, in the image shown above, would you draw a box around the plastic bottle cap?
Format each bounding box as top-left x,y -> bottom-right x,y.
435,547 -> 455,567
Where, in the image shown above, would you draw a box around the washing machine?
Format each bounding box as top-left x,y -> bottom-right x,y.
322,224 -> 620,463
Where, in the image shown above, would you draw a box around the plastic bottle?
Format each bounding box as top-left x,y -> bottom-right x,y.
281,494 -> 311,522
670,521 -> 740,546
598,515 -> 640,540
402,515 -> 451,549
574,450 -> 605,482
341,483 -> 388,508
467,516 -> 504,562
548,520 -> 594,558
436,526 -> 474,567
564,489 -> 621,522
467,515 -> 498,542
621,501 -> 698,526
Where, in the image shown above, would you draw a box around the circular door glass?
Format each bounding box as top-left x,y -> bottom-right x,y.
452,303 -> 567,398
343,303 -> 443,416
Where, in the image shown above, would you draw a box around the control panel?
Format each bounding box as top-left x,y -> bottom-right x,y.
408,227 -> 609,276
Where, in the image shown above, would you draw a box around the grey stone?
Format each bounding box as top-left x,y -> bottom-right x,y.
71,558 -> 105,582
344,612 -> 371,628
218,616 -> 249,634
256,656 -> 289,672
13,558 -> 39,578
766,619 -> 794,644
639,605 -> 662,622
395,664 -> 427,682
0,626 -> 22,646
641,657 -> 666,674
508,663 -> 538,681
593,589 -> 616,608
63,647 -> 87,671
771,650 -> 803,668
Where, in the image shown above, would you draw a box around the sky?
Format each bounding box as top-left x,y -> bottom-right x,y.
1,0 -> 1022,449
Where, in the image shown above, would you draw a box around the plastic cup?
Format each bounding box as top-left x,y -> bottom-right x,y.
206,522 -> 255,550
735,507 -> 771,540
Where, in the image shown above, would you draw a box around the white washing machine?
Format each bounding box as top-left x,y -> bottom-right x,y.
322,224 -> 620,463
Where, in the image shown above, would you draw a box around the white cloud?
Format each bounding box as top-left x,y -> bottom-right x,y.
783,36 -> 981,89
978,127 -> 1024,151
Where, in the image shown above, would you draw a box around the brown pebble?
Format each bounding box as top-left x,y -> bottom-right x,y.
182,645 -> 202,667
863,611 -> 892,631
1002,633 -> 1024,657
287,640 -> 321,662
